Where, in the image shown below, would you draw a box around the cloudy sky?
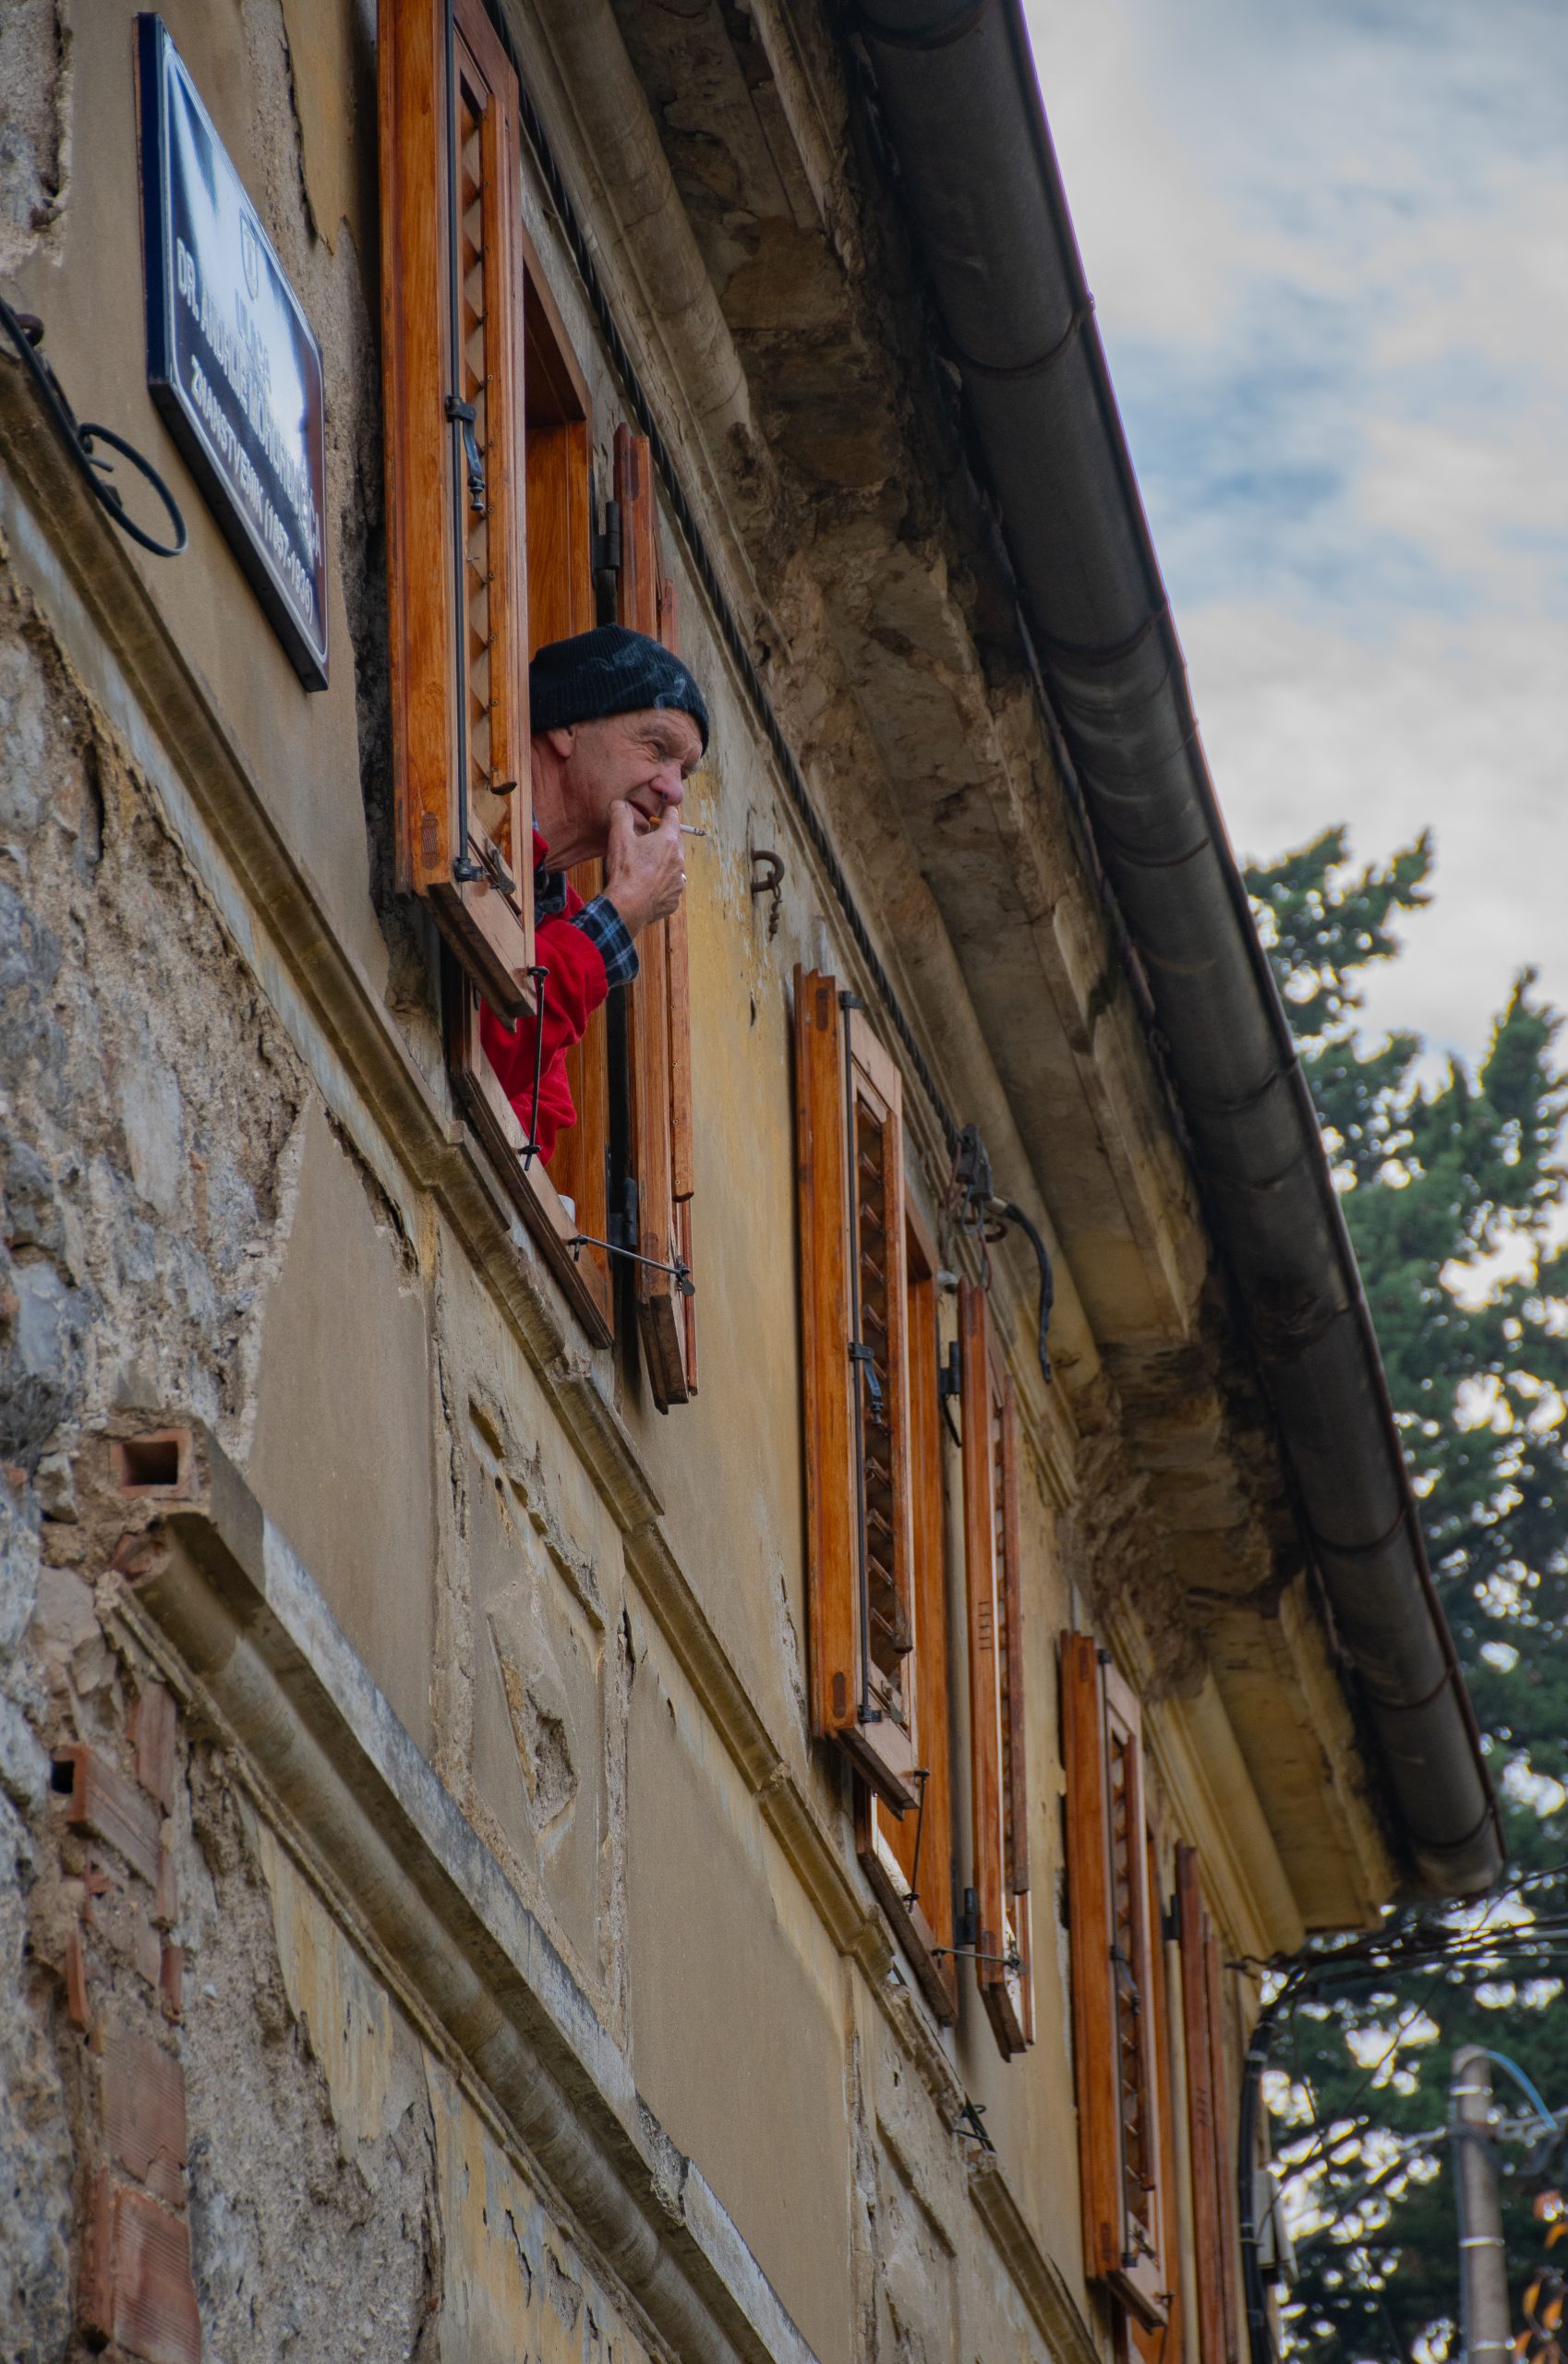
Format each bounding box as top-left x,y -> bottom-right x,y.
1024,0 -> 1568,1066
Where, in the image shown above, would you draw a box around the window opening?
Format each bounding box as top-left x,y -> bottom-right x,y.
855,1207 -> 958,2023
1062,1632 -> 1168,2326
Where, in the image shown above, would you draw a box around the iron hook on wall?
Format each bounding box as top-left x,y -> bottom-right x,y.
0,298 -> 187,559
750,847 -> 784,939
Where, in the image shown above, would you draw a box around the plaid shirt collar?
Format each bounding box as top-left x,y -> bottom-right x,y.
534,842 -> 638,990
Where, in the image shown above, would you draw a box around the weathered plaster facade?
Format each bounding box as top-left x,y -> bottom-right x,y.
0,4 -> 1438,2361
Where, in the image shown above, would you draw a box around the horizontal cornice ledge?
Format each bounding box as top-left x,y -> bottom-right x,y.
114,1422 -> 815,2364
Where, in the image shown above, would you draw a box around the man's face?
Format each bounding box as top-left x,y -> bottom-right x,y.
542,707 -> 703,863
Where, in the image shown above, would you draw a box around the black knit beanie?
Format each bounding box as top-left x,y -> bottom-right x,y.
530,625 -> 710,754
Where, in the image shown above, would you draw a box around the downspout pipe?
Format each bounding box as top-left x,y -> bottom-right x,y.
855,0 -> 1502,1897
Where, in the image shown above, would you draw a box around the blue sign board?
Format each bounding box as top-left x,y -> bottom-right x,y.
137,16 -> 329,688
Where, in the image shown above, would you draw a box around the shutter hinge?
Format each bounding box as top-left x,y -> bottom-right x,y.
593,499 -> 622,621
609,1176 -> 639,1255
955,1886 -> 978,1948
936,1340 -> 961,1403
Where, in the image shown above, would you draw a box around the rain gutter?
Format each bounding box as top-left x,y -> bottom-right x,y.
854,0 -> 1502,1896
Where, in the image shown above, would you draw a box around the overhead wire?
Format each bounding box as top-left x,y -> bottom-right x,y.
1240,1876 -> 1568,2364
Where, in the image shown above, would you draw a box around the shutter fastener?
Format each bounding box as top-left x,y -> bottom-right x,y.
445,395 -> 487,513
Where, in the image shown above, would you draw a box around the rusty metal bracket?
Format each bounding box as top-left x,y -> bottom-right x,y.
749,848 -> 784,938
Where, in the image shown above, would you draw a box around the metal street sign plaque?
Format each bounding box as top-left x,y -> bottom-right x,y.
137,15 -> 329,688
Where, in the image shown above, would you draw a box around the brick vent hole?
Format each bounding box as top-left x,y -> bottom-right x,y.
119,1437 -> 182,1490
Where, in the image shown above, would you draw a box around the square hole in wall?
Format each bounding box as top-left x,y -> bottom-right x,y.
113,1430 -> 192,1496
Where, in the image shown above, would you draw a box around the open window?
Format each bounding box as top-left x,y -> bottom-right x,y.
380,0 -> 533,1019
438,221 -> 613,1343
520,240 -> 611,1331
1061,1633 -> 1167,2326
615,427 -> 698,1408
960,1282 -> 1032,2058
855,1207 -> 958,2022
795,969 -> 920,1814
1177,1844 -> 1241,2364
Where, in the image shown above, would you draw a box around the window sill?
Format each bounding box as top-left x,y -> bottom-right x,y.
452,1050 -> 614,1348
855,1784 -> 959,2026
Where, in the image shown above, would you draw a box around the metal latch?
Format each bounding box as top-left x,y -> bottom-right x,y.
446,395 -> 487,513
849,1340 -> 886,1425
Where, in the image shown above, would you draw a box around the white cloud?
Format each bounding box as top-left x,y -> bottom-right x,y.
1023,0 -> 1568,1066
1184,599 -> 1568,1055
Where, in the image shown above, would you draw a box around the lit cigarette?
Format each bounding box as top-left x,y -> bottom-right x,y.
681,826 -> 707,837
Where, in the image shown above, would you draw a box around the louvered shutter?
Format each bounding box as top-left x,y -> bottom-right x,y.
795,970 -> 919,1813
1062,1634 -> 1167,2325
615,427 -> 696,1407
856,1208 -> 958,2022
1177,1846 -> 1241,2364
960,1283 -> 1032,2057
380,0 -> 533,1019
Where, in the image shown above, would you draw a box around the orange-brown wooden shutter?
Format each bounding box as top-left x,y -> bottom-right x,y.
795,969 -> 920,1813
1178,1845 -> 1240,2364
960,1283 -> 1032,2058
1062,1634 -> 1167,2326
615,427 -> 696,1408
857,1206 -> 958,2022
1133,1836 -> 1184,2364
380,0 -> 533,1019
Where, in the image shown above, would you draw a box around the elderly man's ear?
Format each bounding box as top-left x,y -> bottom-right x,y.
542,725 -> 577,760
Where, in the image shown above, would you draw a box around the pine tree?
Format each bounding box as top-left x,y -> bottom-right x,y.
1245,828 -> 1568,2362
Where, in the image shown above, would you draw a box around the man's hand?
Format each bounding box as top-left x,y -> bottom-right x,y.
602,799 -> 686,939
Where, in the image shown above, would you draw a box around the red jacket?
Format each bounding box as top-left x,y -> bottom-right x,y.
479,833 -> 609,1166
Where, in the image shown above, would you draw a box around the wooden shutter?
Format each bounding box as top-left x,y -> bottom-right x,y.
856,1207 -> 958,2022
1177,1846 -> 1240,2364
380,0 -> 533,1019
795,969 -> 919,1813
1133,1838 -> 1183,2364
616,427 -> 696,1409
960,1283 -> 1032,2058
1061,1633 -> 1167,2326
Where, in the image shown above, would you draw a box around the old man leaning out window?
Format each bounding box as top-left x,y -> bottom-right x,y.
482,625 -> 709,1160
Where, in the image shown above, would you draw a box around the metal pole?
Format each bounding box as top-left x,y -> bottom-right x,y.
1452,2046 -> 1511,2364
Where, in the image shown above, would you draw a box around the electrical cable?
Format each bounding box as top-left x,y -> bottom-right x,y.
1472,2049 -> 1558,2140
989,1197 -> 1054,1384
1288,2015 -> 1410,2364
1239,1880 -> 1568,2364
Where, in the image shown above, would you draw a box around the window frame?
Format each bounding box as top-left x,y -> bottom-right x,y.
1132,1836 -> 1184,2364
434,218 -> 613,1344
615,426 -> 698,1409
380,0 -> 534,1019
1061,1632 -> 1168,2326
1177,1843 -> 1241,2364
518,230 -> 613,1330
960,1281 -> 1032,2060
855,1203 -> 959,2023
795,967 -> 921,1815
